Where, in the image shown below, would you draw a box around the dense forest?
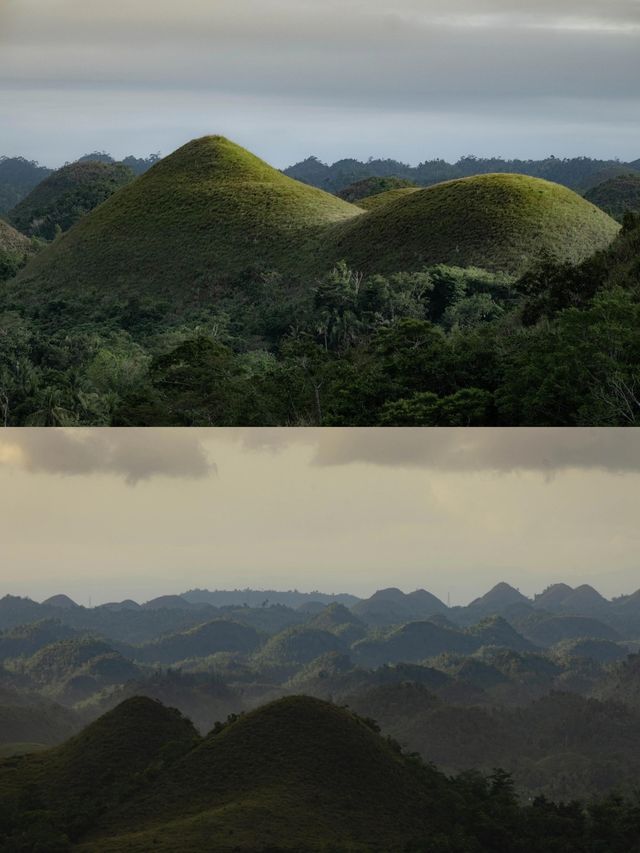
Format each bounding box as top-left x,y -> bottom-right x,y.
3,581 -> 640,850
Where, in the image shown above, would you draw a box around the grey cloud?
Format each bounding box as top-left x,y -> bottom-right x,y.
0,430 -> 214,484
307,429 -> 640,474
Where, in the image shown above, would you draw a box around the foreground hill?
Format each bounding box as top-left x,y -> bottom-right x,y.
3,695 -> 640,851
8,160 -> 135,240
329,174 -> 620,275
9,136 -> 362,310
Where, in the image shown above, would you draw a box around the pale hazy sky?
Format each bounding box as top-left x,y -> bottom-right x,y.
1,429 -> 639,606
1,0 -> 639,167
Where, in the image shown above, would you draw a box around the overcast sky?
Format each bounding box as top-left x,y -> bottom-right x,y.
1,1 -> 639,167
1,428 -> 639,606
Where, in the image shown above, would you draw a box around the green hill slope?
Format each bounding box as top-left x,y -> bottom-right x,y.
8,160 -> 135,240
357,186 -> 420,210
0,220 -> 34,282
584,174 -> 640,220
10,136 -> 363,310
83,696 -> 449,852
328,173 -> 621,275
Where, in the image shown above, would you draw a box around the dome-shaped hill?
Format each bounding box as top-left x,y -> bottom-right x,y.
357,186 -> 420,210
135,618 -> 261,665
328,173 -> 621,275
0,697 -> 197,816
11,136 -> 363,308
100,696 -> 450,850
584,173 -> 640,220
9,160 -> 134,240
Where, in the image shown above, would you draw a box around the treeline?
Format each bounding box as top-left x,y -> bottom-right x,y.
0,214 -> 638,426
285,153 -> 640,194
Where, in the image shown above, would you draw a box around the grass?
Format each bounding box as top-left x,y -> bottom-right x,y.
357,187 -> 420,211
10,136 -> 363,310
0,219 -> 31,253
328,173 -> 621,275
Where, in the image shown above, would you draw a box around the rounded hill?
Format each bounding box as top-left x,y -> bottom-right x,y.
584,173 -> 640,220
11,136 -> 363,308
328,173 -> 621,275
0,219 -> 31,254
357,187 -> 420,210
8,160 -> 135,240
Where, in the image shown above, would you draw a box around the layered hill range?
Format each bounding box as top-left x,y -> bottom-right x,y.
7,136 -> 619,310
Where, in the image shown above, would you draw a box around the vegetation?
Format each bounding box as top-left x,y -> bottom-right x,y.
8,161 -> 135,240
0,138 -> 637,426
3,695 -> 640,851
585,174 -> 640,220
284,152 -> 639,194
337,175 -> 418,202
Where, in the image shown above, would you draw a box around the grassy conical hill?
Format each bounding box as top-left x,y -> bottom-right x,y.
8,160 -> 135,240
11,136 -> 363,309
328,173 -> 621,275
93,696 -> 450,851
0,697 -> 198,819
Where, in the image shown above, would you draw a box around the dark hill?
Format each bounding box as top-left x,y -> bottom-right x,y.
253,626 -> 346,675
307,602 -> 366,643
328,174 -> 620,276
466,582 -> 530,616
466,616 -> 536,652
10,135 -> 362,310
352,587 -> 447,626
0,696 -> 197,821
584,173 -> 640,220
89,696 -> 452,851
8,160 -> 135,239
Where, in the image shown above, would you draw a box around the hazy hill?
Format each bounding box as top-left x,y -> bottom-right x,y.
0,156 -> 52,213
132,619 -> 262,665
521,615 -> 621,646
183,587 -> 360,608
353,620 -> 476,667
284,153 -> 637,194
0,620 -> 79,661
352,587 -> 447,626
328,174 -> 620,276
8,161 -> 135,240
252,626 -> 346,677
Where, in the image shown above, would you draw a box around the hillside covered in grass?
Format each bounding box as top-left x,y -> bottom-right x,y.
8,136 -> 363,310
3,695 -> 640,851
8,161 -> 135,240
329,174 -> 620,275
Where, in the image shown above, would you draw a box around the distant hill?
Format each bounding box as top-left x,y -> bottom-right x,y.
585,174 -> 640,220
284,153 -> 637,194
353,620 -> 476,667
133,619 -> 261,665
521,615 -> 621,647
0,156 -> 52,214
352,587 -> 447,626
328,174 -> 620,276
8,160 -> 135,240
183,587 -> 360,608
337,175 -> 417,202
